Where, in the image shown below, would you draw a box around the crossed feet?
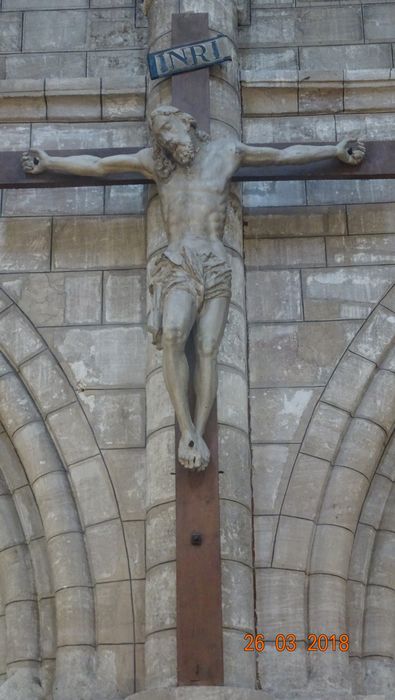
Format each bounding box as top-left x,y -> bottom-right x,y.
178,429 -> 210,471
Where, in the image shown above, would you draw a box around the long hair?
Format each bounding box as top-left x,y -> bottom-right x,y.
148,105 -> 209,180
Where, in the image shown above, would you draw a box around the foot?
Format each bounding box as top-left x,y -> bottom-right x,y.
178,429 -> 210,471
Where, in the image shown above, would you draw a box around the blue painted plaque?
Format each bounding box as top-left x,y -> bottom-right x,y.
147,34 -> 232,80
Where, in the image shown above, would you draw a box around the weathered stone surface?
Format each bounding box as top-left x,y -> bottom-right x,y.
0,307 -> 43,365
146,371 -> 174,436
95,580 -> 134,644
319,466 -> 370,531
299,78 -> 343,115
323,351 -> 375,414
144,630 -> 176,690
243,115 -> 335,144
364,586 -> 395,657
244,205 -> 346,239
327,235 -> 395,266
88,50 -> 146,79
105,185 -> 146,215
302,403 -> 349,462
0,125 -> 30,150
283,453 -> 331,521
247,270 -> 302,322
351,306 -> 395,363
86,520 -> 129,583
309,573 -> 346,634
245,236 -> 325,269
348,202 -> 395,235
272,516 -> 314,571
222,561 -> 254,630
364,4 -> 395,42
145,429 -> 175,510
69,455 -> 118,526
307,178 -> 395,206
13,420 -> 63,483
6,52 -> 86,80
311,524 -> 354,578
217,368 -> 248,432
101,448 -> 146,522
336,418 -> 386,480
256,569 -> 305,639
104,271 -> 146,325
0,432 -> 27,492
79,390 -> 145,448
356,370 -> 395,434
0,14 -> 22,53
0,79 -> 46,122
249,321 -> 360,388
42,326 -> 146,389
3,187 -> 104,217
33,470 -> 80,539
0,373 -> 40,435
123,520 -> 145,580
361,475 -> 392,532
302,266 -> 395,320
53,216 -> 145,270
300,44 -> 392,71
32,121 -> 146,149
47,402 -> 98,466
349,523 -> 376,585
220,501 -> 252,566
242,83 -> 297,116
45,77 -> 101,121
254,515 -> 277,568
0,218 -> 51,272
369,530 -> 395,590
250,387 -> 321,443
146,563 -> 176,635
218,306 -> 246,374
1,272 -> 102,326
218,427 -> 251,509
48,532 -> 90,590
5,0 -> 88,7
253,443 -> 299,515
240,48 -> 298,72
146,503 -> 176,571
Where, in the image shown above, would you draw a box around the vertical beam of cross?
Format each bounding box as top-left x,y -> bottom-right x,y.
171,13 -> 224,687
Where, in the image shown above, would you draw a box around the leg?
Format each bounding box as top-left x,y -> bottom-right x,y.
161,289 -> 208,469
194,296 -> 230,437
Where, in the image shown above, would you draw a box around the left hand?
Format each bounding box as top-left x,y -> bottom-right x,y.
336,138 -> 366,166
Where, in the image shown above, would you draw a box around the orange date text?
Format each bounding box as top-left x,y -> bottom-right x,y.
244,633 -> 349,653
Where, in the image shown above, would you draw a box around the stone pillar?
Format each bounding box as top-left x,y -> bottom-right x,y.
143,0 -> 255,693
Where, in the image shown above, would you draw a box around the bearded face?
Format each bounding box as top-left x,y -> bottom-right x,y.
154,114 -> 196,166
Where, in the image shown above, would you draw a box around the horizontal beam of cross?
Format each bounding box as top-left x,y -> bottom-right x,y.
1,141 -> 394,189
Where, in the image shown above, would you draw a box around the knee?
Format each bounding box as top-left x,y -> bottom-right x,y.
196,334 -> 219,359
162,325 -> 188,349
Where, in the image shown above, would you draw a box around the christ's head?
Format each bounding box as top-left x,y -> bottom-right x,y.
148,105 -> 209,178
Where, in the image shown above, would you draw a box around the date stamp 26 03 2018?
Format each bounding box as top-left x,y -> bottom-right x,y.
244,633 -> 350,654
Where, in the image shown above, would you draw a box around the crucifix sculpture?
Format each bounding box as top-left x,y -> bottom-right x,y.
21,116 -> 365,471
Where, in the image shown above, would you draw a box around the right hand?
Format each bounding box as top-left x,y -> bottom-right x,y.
21,149 -> 49,175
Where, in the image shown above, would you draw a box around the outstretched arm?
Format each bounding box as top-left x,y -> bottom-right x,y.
237,138 -> 365,167
22,147 -> 154,178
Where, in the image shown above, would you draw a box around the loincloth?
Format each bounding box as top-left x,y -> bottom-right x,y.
147,241 -> 232,349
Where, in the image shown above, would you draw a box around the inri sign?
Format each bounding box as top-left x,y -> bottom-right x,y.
147,35 -> 232,80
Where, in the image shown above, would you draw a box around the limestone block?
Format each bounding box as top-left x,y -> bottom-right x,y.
383,285 -> 395,313
0,496 -> 24,549
0,373 -> 40,435
0,14 -> 22,53
348,202 -> 395,235
13,485 -> 44,540
29,538 -> 52,598
224,190 -> 243,255
144,630 -> 176,690
3,187 -> 103,217
240,47 -> 297,72
123,521 -> 145,580
302,403 -> 349,462
210,78 -> 241,133
96,644 -> 134,700
217,368 -> 248,432
227,251 -> 245,311
6,0 -> 88,7
0,291 -> 11,313
254,515 -> 277,567
255,569 -> 305,639
146,195 -> 167,259
0,219 -> 50,274
21,351 -> 75,415
0,79 -> 46,122
364,586 -> 395,657
243,115 -> 335,144
363,657 -> 395,697
43,326 -> 146,389
218,427 -> 251,509
1,272 -> 102,326
45,78 -> 100,121
349,523 -> 376,585
344,79 -> 395,113
246,270 -> 302,322
146,563 -> 176,635
23,10 -> 88,51
300,44 -> 392,72
0,544 -> 35,602
327,234 -> 395,267
244,205 -> 346,239
33,471 -> 81,539
309,573 -> 346,635
319,466 -> 369,532
0,307 -> 43,365
311,524 -> 354,578
39,597 -> 56,661
258,642 -> 307,697
89,10 -> 147,50
79,390 -> 145,448
69,455 -> 118,526
218,305 -> 246,374
0,433 -> 27,492
145,429 -> 175,510
6,53 -> 86,80
356,370 -> 395,434
47,403 -> 98,466
32,121 -> 146,150
253,443 -> 298,515
299,77 -> 343,115
337,418 -> 387,480
245,236 -> 325,269
96,580 -> 135,644
273,516 -> 314,571
0,125 -> 30,151
323,351 -> 375,414
352,305 -> 395,364
249,321 -> 360,388
347,580 -> 365,656
364,4 -> 395,42
53,216 -> 145,270
104,271 -> 145,324
239,6 -> 363,47
86,519 -> 129,583
48,532 -> 90,590
55,586 -> 94,646
307,178 -> 395,206
146,503 -> 175,571
222,561 -> 254,631
105,184 -> 146,215
242,83 -> 297,117
250,387 -> 322,443
103,448 -> 146,521
180,0 -> 237,38
369,531 -> 395,590
5,601 -> 39,663
146,371 -> 174,436
381,483 -> 395,532
223,629 -> 256,690
90,50 -> 146,80
0,354 -> 10,376
340,112 -> 395,143
302,266 -> 395,320
220,501 -> 252,566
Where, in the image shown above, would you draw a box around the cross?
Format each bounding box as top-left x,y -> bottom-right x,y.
1,9 -> 394,694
